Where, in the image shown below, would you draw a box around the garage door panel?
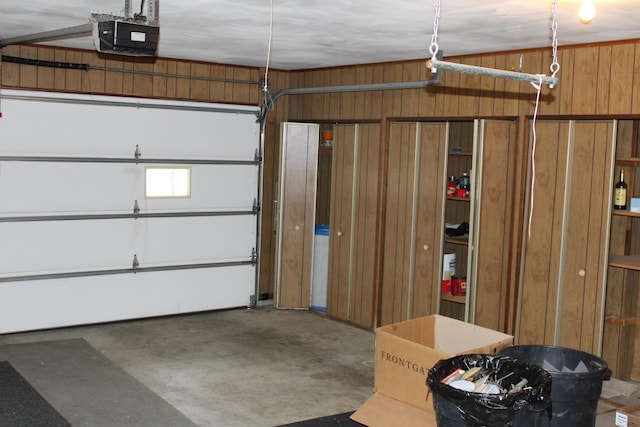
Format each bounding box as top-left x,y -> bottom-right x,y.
1,93 -> 259,159
0,90 -> 260,333
1,216 -> 256,277
0,163 -> 258,215
139,216 -> 256,265
0,266 -> 255,334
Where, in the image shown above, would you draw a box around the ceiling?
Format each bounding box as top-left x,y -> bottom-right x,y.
0,0 -> 638,70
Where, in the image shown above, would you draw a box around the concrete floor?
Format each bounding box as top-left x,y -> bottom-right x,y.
0,307 -> 375,426
0,306 -> 637,427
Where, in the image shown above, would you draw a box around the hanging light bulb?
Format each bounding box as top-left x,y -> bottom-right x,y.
579,0 -> 596,24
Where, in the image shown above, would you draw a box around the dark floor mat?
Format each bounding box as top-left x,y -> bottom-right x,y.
277,411 -> 365,426
0,338 -> 197,427
0,361 -> 71,427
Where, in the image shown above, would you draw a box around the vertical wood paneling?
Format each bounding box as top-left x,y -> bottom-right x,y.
105,56 -> 125,94
340,67 -> 357,120
380,122 -> 416,325
595,46 -> 612,114
491,55 -> 507,116
585,122 -> 613,352
36,48 -> 55,89
190,63 -> 210,101
18,46 -> 38,88
53,49 -> 67,90
84,52 -> 106,93
558,49 -> 575,115
442,63 -> 461,117
609,44 -> 635,114
209,64 -> 226,101
349,124 -> 381,328
152,59 -> 169,98
354,66 -> 370,119
474,120 -> 515,331
501,53 -> 522,116
369,65 -> 384,119
276,123 -> 318,309
121,59 -> 135,95
479,56 -> 496,117
327,125 -> 356,320
571,47 -> 599,114
457,57 -> 481,117
633,46 -> 640,113
412,123 -> 447,317
400,63 -> 421,116
518,121 -> 564,344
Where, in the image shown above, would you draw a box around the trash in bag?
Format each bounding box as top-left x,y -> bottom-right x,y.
427,354 -> 552,426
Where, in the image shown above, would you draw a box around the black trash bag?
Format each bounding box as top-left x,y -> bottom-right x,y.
427,354 -> 552,426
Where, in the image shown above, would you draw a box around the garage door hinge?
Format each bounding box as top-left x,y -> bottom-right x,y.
132,254 -> 139,271
254,149 -> 262,162
252,198 -> 260,213
134,144 -> 142,163
251,248 -> 257,263
133,200 -> 140,217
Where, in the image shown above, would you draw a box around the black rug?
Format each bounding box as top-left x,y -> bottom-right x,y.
0,361 -> 71,427
277,411 -> 365,426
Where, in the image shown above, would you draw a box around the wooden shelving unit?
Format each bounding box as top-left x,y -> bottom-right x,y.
609,254 -> 640,271
445,235 -> 469,246
439,123 -> 475,320
603,120 -> 640,381
441,293 -> 466,304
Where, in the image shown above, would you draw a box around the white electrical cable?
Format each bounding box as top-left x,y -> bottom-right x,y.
528,76 -> 543,240
264,0 -> 273,91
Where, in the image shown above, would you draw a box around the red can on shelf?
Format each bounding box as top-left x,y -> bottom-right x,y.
451,275 -> 467,296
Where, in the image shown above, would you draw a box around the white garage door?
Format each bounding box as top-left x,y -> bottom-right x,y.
0,89 -> 261,333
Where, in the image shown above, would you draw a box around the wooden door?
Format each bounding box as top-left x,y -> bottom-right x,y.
472,119 -> 518,330
517,120 -> 614,354
275,123 -> 319,308
380,122 -> 447,326
326,124 -> 381,329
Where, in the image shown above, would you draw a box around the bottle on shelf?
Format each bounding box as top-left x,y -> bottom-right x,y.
614,169 -> 628,210
457,172 -> 471,198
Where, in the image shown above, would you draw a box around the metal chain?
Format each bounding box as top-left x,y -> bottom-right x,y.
429,0 -> 441,59
550,0 -> 560,77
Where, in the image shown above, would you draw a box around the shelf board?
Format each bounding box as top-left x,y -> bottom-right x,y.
612,209 -> 640,218
609,254 -> 640,271
447,196 -> 471,202
441,293 -> 466,304
449,151 -> 473,157
616,157 -> 640,166
444,235 -> 469,245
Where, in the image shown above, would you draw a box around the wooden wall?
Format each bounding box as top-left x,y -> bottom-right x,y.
277,39 -> 640,341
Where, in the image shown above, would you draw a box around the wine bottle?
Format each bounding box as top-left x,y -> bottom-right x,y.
614,169 -> 628,210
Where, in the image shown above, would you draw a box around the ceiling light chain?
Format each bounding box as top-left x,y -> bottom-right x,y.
428,0 -> 441,63
550,0 -> 560,78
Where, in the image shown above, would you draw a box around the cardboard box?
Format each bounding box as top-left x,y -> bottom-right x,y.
616,404 -> 640,427
630,198 -> 640,213
351,314 -> 513,427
